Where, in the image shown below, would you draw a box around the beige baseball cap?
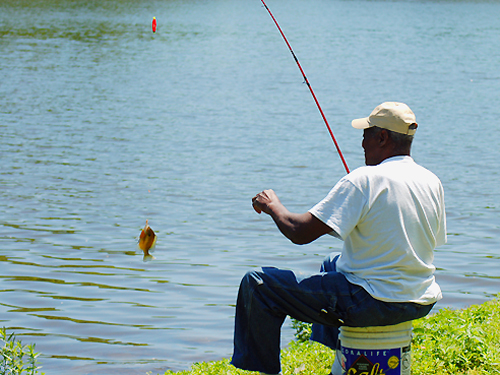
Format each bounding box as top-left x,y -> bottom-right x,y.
351,102 -> 418,135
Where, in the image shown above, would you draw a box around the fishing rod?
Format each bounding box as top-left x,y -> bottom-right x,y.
260,0 -> 350,174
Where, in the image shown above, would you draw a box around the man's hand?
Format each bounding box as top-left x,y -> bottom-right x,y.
252,189 -> 281,215
251,189 -> 333,244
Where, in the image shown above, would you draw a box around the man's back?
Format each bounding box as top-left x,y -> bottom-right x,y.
310,156 -> 446,304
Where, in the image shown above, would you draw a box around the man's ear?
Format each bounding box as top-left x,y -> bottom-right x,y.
378,129 -> 390,147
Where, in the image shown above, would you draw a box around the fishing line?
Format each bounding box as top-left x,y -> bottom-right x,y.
260,0 -> 350,174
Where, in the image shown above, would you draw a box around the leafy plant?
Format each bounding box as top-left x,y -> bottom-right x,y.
1,328 -> 44,375
291,318 -> 312,343
412,296 -> 500,374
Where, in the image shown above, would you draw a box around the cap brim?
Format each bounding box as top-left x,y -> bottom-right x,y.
351,117 -> 372,130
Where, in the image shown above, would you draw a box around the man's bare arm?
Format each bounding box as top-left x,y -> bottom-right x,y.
252,189 -> 333,245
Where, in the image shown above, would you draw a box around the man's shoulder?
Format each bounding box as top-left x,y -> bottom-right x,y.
347,156 -> 442,187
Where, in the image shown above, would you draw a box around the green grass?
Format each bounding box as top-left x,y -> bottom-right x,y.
3,297 -> 499,374
1,328 -> 44,375
412,297 -> 500,374
162,296 -> 500,375
160,341 -> 334,375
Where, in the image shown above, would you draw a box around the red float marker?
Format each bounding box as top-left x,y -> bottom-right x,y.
152,17 -> 157,33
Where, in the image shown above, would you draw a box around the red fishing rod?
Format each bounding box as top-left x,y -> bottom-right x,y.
260,0 -> 350,174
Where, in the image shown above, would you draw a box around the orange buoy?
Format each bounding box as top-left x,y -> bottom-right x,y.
152,17 -> 157,33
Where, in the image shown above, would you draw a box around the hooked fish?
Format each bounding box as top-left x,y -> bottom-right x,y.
139,220 -> 156,260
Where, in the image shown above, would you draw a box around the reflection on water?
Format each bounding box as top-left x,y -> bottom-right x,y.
1,0 -> 500,374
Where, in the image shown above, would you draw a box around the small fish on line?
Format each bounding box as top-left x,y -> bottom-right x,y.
152,17 -> 157,33
139,220 -> 156,260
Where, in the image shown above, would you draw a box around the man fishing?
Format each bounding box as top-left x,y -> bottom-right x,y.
230,102 -> 447,375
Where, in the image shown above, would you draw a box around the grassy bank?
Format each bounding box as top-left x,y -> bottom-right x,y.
3,297 -> 499,374
162,296 -> 500,375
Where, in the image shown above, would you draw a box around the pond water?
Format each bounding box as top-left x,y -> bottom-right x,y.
1,0 -> 499,373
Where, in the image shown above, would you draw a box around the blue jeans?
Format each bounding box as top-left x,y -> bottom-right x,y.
230,253 -> 434,374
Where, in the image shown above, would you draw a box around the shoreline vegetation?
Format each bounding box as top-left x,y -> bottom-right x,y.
162,296 -> 500,375
1,328 -> 42,375
2,296 -> 499,375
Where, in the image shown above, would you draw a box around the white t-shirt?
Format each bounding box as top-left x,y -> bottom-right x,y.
309,156 -> 446,304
